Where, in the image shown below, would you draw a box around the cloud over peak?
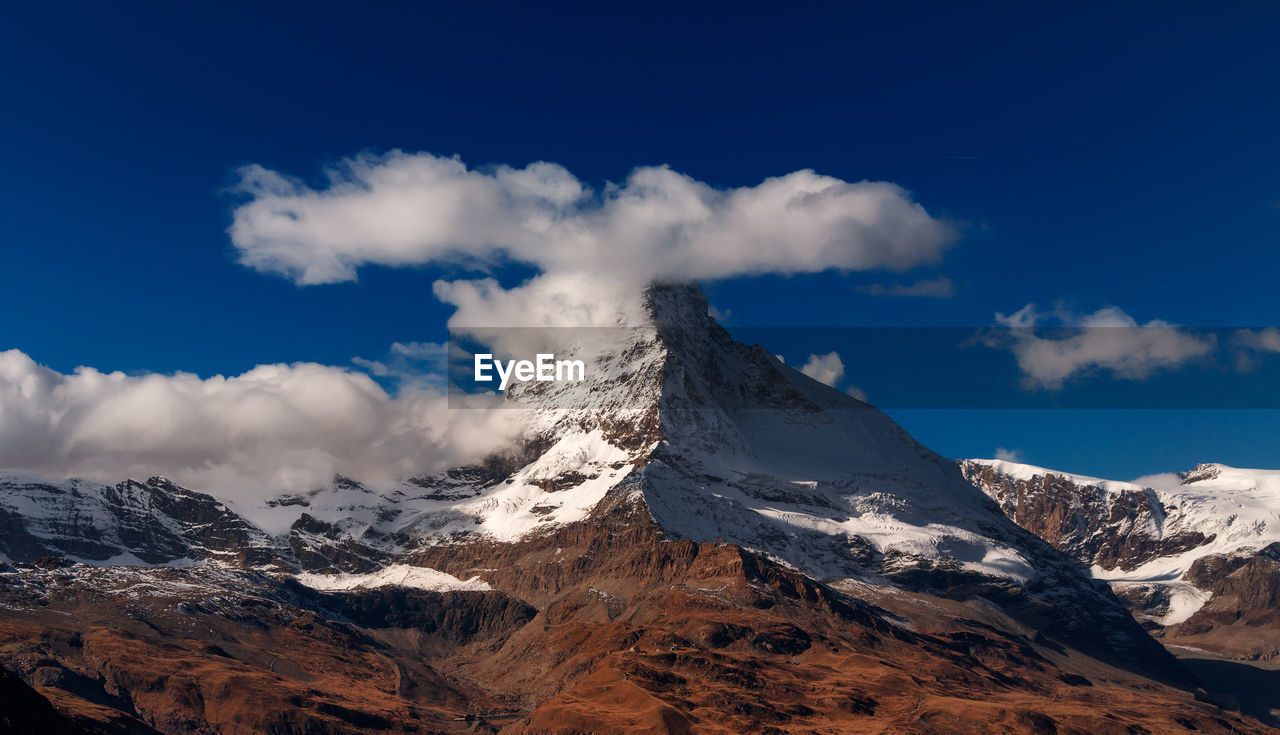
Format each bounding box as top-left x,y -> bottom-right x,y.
229,151 -> 956,288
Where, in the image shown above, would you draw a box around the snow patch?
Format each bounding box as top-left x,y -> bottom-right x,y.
295,564 -> 491,592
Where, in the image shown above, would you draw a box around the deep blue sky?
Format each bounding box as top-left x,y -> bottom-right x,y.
2,2 -> 1278,479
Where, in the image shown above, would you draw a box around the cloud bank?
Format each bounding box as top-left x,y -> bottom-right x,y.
229,151 -> 956,328
0,349 -> 521,511
230,152 -> 955,286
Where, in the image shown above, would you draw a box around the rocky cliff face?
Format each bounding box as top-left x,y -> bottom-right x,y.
958,460 -> 1213,572
960,459 -> 1280,664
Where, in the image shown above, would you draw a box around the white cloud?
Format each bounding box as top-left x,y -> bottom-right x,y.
229,151 -> 956,329
989,304 -> 1216,390
800,351 -> 845,387
0,349 -> 522,514
351,341 -> 448,385
857,276 -> 955,298
846,385 -> 868,402
230,152 -> 954,287
994,447 -> 1024,462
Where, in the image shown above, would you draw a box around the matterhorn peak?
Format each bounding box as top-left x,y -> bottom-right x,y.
642,281 -> 715,326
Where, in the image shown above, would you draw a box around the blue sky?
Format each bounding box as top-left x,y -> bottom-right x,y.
2,2 -> 1278,481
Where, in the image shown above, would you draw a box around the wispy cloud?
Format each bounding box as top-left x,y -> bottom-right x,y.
986,304 -> 1216,390
994,447 -> 1024,462
1232,327 -> 1280,370
858,276 -> 955,298
708,303 -> 733,322
352,341 -> 448,386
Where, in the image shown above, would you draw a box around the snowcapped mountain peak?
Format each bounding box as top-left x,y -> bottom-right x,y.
231,283 -> 1067,589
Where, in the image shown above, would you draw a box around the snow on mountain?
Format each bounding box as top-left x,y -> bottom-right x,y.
963,459 -> 1280,578
296,563 -> 491,592
0,470 -> 285,568
255,284 -> 1050,587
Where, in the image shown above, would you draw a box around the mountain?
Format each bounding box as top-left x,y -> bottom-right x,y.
0,284 -> 1271,733
960,459 -> 1280,664
0,473 -> 286,568
258,285 -> 1176,668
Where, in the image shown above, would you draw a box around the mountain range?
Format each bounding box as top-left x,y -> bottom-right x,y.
0,284 -> 1274,733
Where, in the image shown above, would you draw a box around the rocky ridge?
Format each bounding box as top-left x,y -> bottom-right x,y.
960,458 -> 1280,664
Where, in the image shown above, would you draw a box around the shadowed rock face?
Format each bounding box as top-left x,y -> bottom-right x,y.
1173,544 -> 1280,661
0,475 -> 287,568
0,663 -> 140,735
958,461 -> 1212,571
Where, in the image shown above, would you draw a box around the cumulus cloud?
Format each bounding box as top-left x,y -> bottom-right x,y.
0,349 -> 522,515
846,385 -> 869,403
800,351 -> 845,387
857,276 -> 955,298
988,304 -> 1216,389
230,152 -> 954,286
229,151 -> 956,328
